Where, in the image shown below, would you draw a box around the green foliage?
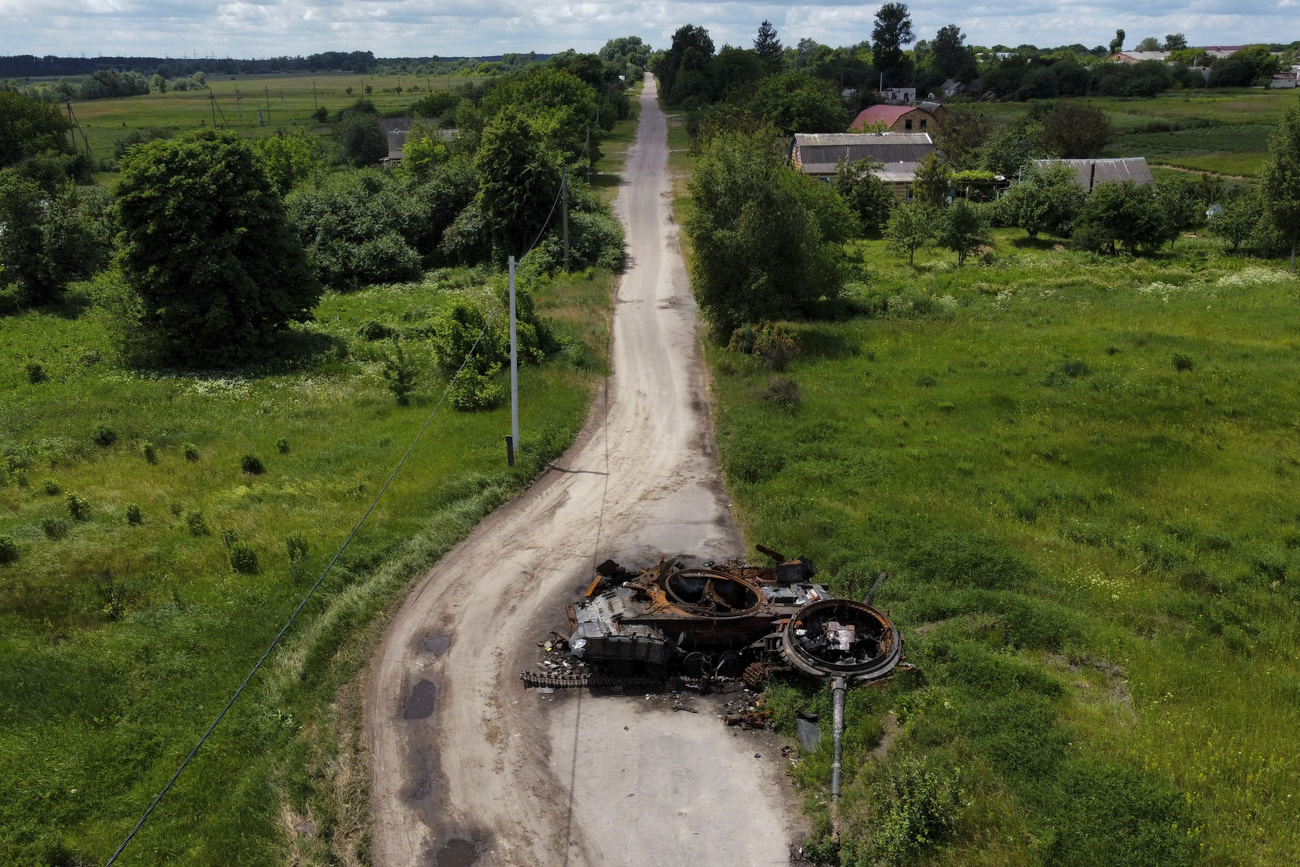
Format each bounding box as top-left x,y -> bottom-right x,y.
141,441 -> 157,463
380,337 -> 418,405
1075,180 -> 1168,254
0,91 -> 71,169
1041,102 -> 1115,158
835,158 -> 896,232
937,198 -> 992,265
40,477 -> 59,496
287,169 -> 424,289
183,509 -> 208,535
686,130 -> 855,337
885,202 -> 938,265
1210,190 -> 1263,253
24,361 -> 45,383
285,531 -> 309,564
0,172 -> 110,307
252,129 -> 323,196
872,2 -> 915,79
333,99 -> 387,166
65,492 -> 90,521
0,535 -> 16,563
125,503 -> 143,525
115,130 -> 321,365
1261,96 -> 1300,260
182,442 -> 199,462
92,424 -> 116,447
276,437 -> 290,454
228,541 -> 259,574
996,163 -> 1085,240
39,516 -> 68,539
474,106 -> 562,257
396,120 -> 449,180
749,71 -> 847,135
866,757 -> 964,866
240,454 -> 265,475
911,153 -> 952,208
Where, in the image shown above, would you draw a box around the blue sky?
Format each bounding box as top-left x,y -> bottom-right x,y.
0,0 -> 1293,59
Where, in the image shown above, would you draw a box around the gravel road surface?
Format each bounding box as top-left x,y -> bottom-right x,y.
365,75 -> 799,867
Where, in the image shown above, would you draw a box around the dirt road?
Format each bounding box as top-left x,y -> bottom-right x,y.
366,76 -> 799,866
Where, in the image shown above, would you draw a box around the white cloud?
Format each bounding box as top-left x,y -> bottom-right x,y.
0,0 -> 1293,58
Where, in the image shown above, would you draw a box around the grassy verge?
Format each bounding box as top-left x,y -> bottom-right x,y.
704,232 -> 1300,866
0,265 -> 611,864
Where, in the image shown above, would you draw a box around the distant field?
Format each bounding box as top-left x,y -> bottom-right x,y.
1109,123 -> 1278,176
64,72 -> 476,173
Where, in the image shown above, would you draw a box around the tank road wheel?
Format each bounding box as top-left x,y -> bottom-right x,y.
683,652 -> 709,677
645,660 -> 669,679
742,662 -> 770,690
716,652 -> 744,678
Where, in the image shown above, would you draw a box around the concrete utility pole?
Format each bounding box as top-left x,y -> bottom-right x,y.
585,126 -> 591,183
561,167 -> 570,272
507,256 -> 520,465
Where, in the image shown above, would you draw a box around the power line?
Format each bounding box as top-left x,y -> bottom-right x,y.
104,310 -> 500,867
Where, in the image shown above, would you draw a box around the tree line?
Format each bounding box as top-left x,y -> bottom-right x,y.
1,43 -> 643,383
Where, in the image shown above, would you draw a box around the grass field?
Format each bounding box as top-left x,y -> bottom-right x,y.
0,89 -> 637,867
63,71 -> 476,181
704,233 -> 1300,865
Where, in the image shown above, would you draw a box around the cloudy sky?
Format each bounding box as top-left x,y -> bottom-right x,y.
0,0 -> 1293,60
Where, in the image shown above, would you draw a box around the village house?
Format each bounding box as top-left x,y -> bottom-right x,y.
850,104 -> 941,135
1031,157 -> 1153,193
790,132 -> 935,195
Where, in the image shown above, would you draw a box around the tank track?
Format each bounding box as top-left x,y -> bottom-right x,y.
520,670 -> 667,689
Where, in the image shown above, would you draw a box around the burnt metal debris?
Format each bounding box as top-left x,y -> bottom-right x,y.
521,546 -> 910,804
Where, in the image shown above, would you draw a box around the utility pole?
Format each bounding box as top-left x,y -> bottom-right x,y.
507,256 -> 520,466
312,80 -> 318,109
561,167 -> 570,272
585,126 -> 591,183
235,87 -> 242,126
210,91 -> 217,127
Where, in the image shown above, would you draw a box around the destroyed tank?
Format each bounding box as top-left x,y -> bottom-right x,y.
562,547 -> 902,683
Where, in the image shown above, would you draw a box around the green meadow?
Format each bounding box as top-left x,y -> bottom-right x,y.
0,92 -> 638,866
710,234 -> 1300,865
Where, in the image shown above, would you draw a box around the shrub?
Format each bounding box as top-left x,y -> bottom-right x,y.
752,322 -> 798,371
228,542 -> 259,574
141,441 -> 157,463
183,509 -> 208,536
0,536 -> 16,563
41,516 -> 69,538
356,319 -> 393,341
286,532 -> 309,563
867,757 -> 963,866
66,493 -> 90,521
276,437 -> 290,454
761,375 -> 801,408
381,337 -> 418,406
125,503 -> 142,525
1172,353 -> 1194,372
25,361 -> 46,383
221,528 -> 240,548
182,442 -> 200,462
41,477 -> 60,496
240,454 -> 265,475
449,365 -> 506,411
93,424 -> 117,447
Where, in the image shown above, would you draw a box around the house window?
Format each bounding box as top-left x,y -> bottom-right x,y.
904,119 -> 913,130
920,119 -> 927,130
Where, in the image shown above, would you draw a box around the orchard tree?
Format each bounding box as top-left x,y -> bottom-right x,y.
997,163 -> 1085,239
1041,102 -> 1114,158
1208,191 -> 1262,254
1074,180 -> 1167,254
911,154 -> 952,207
938,198 -> 991,264
885,202 -> 937,264
872,3 -> 915,82
115,130 -> 321,364
1164,33 -> 1188,51
1261,96 -> 1300,270
334,99 -> 387,166
1136,37 -> 1160,51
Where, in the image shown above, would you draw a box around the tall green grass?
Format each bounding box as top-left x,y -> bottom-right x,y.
707,233 -> 1300,866
0,264 -> 612,864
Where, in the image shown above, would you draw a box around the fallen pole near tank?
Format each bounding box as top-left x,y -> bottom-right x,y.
831,676 -> 847,803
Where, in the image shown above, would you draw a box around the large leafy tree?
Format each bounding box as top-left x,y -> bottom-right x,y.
835,158 -> 895,232
115,130 -> 320,364
653,24 -> 715,103
686,130 -> 855,337
474,107 -> 561,259
997,163 -> 1085,240
931,25 -> 978,82
1041,102 -> 1114,158
334,99 -> 387,167
0,92 -> 72,169
911,154 -> 953,207
872,3 -> 915,82
750,71 -> 848,135
1075,180 -> 1167,254
1261,96 -> 1300,270
938,198 -> 992,264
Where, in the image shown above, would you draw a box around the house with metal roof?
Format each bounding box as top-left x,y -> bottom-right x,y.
1031,157 -> 1153,193
850,104 -> 941,135
790,132 -> 935,191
